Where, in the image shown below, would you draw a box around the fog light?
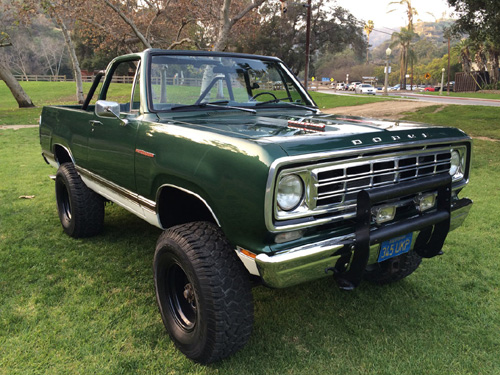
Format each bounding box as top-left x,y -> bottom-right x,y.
372,205 -> 396,225
415,193 -> 436,212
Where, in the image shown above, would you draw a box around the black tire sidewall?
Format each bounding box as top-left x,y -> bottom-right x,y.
55,166 -> 77,235
154,238 -> 210,358
54,163 -> 104,238
153,222 -> 253,364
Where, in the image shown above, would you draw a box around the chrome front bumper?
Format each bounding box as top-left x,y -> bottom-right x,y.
255,196 -> 472,289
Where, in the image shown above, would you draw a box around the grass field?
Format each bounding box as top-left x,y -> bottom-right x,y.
1,83 -> 500,374
419,91 -> 500,100
0,81 -> 389,125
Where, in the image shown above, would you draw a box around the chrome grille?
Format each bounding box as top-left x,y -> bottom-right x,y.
314,150 -> 452,210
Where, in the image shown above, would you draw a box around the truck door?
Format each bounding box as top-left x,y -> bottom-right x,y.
86,59 -> 141,192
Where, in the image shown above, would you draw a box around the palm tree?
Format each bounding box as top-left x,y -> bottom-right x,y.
364,20 -> 374,63
452,38 -> 472,74
388,0 -> 418,31
485,38 -> 500,85
390,27 -> 417,88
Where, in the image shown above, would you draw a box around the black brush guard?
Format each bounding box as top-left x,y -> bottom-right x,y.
333,173 -> 452,290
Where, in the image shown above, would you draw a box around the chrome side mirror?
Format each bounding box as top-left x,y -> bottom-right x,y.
95,100 -> 128,126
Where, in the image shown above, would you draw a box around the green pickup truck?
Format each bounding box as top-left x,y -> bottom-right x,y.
39,49 -> 472,363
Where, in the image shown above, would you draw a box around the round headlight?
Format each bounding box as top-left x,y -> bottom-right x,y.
277,174 -> 304,211
450,150 -> 462,178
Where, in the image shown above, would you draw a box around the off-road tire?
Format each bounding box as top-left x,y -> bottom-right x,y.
364,251 -> 422,285
55,163 -> 104,238
153,221 -> 253,364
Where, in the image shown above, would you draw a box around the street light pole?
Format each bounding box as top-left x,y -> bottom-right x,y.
303,0 -> 312,91
384,47 -> 391,96
447,36 -> 451,95
439,67 -> 445,96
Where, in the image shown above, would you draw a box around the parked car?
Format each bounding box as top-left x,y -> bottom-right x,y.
355,84 -> 376,95
349,81 -> 361,91
424,86 -> 435,92
336,82 -> 345,90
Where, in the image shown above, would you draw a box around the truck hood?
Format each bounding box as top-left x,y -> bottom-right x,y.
161,110 -> 469,156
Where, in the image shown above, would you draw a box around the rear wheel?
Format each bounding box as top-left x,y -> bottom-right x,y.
364,251 -> 422,285
153,221 -> 253,364
55,163 -> 104,238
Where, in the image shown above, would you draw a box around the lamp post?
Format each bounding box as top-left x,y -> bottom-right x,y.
447,37 -> 451,95
439,67 -> 445,95
384,47 -> 391,96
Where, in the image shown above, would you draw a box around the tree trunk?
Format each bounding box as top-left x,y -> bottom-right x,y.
54,14 -> 85,103
213,0 -> 267,51
0,60 -> 35,108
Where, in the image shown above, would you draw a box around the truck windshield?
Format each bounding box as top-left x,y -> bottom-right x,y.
148,54 -> 315,112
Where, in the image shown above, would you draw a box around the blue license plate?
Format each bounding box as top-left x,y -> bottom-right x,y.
378,233 -> 413,262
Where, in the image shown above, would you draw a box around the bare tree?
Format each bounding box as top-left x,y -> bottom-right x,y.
0,34 -> 35,108
213,0 -> 267,51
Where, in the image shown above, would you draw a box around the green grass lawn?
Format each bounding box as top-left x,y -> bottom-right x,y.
419,91 -> 500,100
0,82 -> 391,125
0,81 -> 132,126
310,91 -> 392,109
1,128 -> 499,375
1,82 -> 500,374
400,104 -> 500,140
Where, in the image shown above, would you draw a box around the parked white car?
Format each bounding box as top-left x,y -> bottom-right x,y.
355,84 -> 376,95
349,82 -> 361,91
336,82 -> 345,90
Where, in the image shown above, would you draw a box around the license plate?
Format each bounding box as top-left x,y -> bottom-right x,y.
378,233 -> 413,262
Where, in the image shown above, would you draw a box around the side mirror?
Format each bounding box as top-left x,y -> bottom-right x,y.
96,100 -> 120,118
95,100 -> 128,126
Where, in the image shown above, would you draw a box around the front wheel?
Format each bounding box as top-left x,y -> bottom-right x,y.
364,251 -> 422,285
153,222 -> 253,364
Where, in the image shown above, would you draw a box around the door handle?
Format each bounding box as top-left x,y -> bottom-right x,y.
89,120 -> 103,126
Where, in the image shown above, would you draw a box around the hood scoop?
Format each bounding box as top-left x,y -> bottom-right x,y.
287,120 -> 326,133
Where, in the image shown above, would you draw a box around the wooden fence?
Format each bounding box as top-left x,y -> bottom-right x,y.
12,74 -> 324,91
14,74 -> 67,82
455,72 -> 490,92
13,74 -> 135,83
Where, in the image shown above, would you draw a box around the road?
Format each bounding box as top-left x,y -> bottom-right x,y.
317,89 -> 500,107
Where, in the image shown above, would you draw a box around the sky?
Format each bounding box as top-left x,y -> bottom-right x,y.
333,0 -> 455,32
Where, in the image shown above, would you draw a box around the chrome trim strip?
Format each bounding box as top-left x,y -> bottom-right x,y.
156,184 -> 221,227
76,166 -> 162,228
265,138 -> 472,232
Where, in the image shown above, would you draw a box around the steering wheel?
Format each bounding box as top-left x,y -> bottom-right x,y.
250,92 -> 278,101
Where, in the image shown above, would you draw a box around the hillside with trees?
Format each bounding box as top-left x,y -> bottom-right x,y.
2,0 -> 500,107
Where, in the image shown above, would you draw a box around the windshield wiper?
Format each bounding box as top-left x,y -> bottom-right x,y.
170,100 -> 256,114
255,98 -> 319,113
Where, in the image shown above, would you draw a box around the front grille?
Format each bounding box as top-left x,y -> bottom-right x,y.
314,149 -> 451,211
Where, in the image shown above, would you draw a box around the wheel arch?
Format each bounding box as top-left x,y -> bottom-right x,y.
156,184 -> 221,229
52,143 -> 75,166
